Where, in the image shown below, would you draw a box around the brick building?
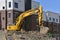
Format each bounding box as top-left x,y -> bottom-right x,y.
0,0 -> 39,30
43,11 -> 60,34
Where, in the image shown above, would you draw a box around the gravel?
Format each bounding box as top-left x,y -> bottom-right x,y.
0,31 -> 56,40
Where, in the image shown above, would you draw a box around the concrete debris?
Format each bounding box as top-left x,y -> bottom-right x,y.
40,26 -> 49,34
6,31 -> 55,40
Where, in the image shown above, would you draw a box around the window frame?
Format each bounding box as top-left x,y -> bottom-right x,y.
53,18 -> 55,22
14,2 -> 18,8
8,13 -> 11,18
49,17 -> 51,21
56,19 -> 58,22
9,2 -> 11,8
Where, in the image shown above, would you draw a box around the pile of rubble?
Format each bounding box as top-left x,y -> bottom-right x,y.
6,31 -> 56,40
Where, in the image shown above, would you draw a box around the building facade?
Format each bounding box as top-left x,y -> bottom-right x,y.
0,0 -> 39,30
0,0 -> 25,30
43,11 -> 60,34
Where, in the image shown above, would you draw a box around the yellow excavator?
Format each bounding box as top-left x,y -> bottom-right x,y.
5,5 -> 49,40
6,5 -> 49,34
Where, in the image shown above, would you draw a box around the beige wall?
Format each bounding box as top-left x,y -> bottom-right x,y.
7,10 -> 13,26
0,10 -> 6,29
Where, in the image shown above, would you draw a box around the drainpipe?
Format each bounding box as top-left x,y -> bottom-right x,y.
5,0 -> 7,30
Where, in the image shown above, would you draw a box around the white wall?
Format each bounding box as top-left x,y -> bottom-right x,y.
0,0 -> 13,10
47,11 -> 59,23
7,0 -> 13,10
43,11 -> 60,23
13,0 -> 40,11
31,1 -> 40,9
43,11 -> 47,21
13,0 -> 25,11
0,0 -> 6,10
0,0 -> 25,11
0,0 -> 39,11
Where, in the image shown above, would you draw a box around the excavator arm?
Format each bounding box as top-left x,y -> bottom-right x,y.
7,6 -> 43,31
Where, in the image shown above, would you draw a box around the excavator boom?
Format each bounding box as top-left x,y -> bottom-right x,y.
7,6 -> 43,31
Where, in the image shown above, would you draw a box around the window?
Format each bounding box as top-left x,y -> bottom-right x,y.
2,17 -> 4,20
9,2 -> 11,8
14,2 -> 18,8
13,12 -> 19,18
49,17 -> 51,21
53,18 -> 55,22
13,12 -> 20,24
8,13 -> 11,18
56,19 -> 58,22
